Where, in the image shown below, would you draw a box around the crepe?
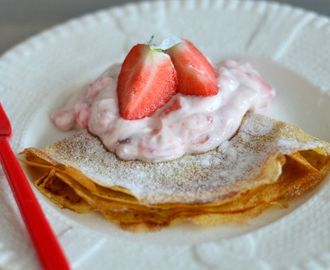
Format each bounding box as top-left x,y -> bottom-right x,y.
20,114 -> 330,232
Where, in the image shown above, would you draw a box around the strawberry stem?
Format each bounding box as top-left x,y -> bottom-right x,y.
145,35 -> 155,46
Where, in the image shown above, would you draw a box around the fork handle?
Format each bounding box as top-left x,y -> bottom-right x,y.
0,139 -> 70,270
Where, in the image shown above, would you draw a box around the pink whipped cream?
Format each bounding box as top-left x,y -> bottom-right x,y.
52,60 -> 275,162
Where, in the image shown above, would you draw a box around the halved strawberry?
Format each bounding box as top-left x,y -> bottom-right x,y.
117,43 -> 178,120
166,39 -> 218,96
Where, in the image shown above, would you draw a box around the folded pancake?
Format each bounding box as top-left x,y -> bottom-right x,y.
20,114 -> 330,232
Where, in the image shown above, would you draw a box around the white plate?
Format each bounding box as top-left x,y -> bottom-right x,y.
1,1 -> 330,269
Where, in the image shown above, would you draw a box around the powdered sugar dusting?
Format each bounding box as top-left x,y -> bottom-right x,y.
44,114 -> 330,204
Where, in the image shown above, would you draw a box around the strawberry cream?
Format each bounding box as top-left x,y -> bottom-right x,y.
52,60 -> 275,162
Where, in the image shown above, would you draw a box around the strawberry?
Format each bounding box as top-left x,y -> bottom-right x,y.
160,98 -> 182,117
117,42 -> 178,120
166,39 -> 218,96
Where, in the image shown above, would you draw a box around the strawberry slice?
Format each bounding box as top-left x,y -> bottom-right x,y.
166,39 -> 218,96
117,43 -> 178,120
160,98 -> 182,117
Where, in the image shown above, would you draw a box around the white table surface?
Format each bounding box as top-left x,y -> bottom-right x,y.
1,0 -> 330,56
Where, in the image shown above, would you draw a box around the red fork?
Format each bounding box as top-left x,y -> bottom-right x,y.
0,103 -> 71,270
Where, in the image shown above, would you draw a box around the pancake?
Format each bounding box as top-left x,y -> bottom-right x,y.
20,114 -> 330,232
